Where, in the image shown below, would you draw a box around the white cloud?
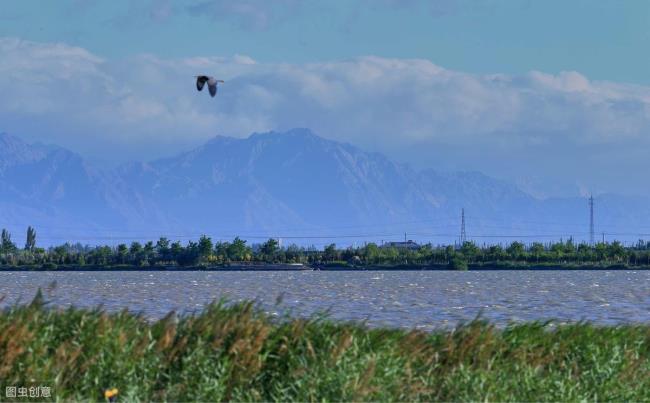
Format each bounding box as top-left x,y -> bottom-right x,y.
1,37 -> 650,196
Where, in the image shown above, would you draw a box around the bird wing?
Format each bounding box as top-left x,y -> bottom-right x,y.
196,76 -> 208,91
208,82 -> 217,97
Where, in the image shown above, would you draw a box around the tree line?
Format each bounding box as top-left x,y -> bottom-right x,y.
1,227 -> 650,268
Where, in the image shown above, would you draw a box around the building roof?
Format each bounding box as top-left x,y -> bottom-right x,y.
382,240 -> 420,249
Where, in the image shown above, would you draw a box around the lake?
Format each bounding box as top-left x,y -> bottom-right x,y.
1,270 -> 649,329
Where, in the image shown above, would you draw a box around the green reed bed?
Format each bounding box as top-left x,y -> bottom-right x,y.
1,293 -> 649,402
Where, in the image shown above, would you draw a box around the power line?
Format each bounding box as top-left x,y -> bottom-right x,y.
4,210 -> 650,236
29,233 -> 408,241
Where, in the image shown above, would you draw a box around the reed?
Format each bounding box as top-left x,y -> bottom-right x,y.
0,292 -> 649,401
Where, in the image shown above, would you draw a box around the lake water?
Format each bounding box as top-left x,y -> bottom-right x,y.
1,270 -> 649,329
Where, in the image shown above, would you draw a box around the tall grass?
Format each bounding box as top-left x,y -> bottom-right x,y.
1,291 -> 649,401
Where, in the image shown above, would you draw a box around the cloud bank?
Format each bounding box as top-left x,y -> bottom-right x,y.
1,37 -> 649,197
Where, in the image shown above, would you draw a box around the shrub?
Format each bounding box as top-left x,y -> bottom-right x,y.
41,262 -> 58,270
449,256 -> 468,271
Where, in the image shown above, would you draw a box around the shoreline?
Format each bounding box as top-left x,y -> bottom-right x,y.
1,263 -> 649,271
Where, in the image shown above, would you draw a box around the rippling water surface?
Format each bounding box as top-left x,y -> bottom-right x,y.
1,270 -> 649,329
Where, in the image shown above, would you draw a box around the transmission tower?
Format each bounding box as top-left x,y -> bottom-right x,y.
460,208 -> 467,245
589,195 -> 594,245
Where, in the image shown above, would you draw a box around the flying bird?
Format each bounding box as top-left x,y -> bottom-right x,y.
195,75 -> 225,97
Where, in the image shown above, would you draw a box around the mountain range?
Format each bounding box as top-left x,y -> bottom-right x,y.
1,128 -> 649,246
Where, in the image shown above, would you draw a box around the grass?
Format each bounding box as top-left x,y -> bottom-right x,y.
1,291 -> 649,401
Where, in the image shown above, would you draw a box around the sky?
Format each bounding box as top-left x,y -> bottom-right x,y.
1,0 -> 650,198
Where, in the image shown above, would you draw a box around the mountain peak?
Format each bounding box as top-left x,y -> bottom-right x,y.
282,127 -> 316,138
248,127 -> 318,141
205,128 -> 319,146
201,128 -> 338,154
247,128 -> 363,154
255,127 -> 313,136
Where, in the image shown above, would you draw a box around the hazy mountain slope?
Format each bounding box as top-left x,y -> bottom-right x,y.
1,129 -> 648,245
122,129 -> 410,229
0,133 -> 160,238
117,129 -> 538,237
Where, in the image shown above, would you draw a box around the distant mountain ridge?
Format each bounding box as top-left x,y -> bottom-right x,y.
1,129 -> 648,245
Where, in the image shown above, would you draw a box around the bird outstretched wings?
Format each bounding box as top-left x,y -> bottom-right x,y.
195,75 -> 225,97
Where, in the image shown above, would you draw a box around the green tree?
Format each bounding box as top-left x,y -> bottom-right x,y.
595,242 -> 607,261
143,241 -> 155,264
228,237 -> 250,261
130,242 -> 142,254
52,245 -> 68,264
487,245 -> 505,261
198,235 -> 213,261
93,246 -> 111,265
530,242 -> 545,263
577,243 -> 592,263
550,242 -> 565,260
170,241 -> 183,263
323,243 -> 338,262
214,241 -> 230,262
156,237 -> 171,261
179,241 -> 200,266
564,238 -> 576,255
607,241 -> 626,263
130,242 -> 143,264
116,244 -> 128,264
449,256 -> 468,271
261,238 -> 280,262
384,247 -> 400,264
1,229 -> 16,253
364,243 -> 380,264
506,241 -> 525,261
445,245 -> 455,263
25,226 -> 36,251
460,241 -> 480,263
417,243 -> 434,264
284,244 -> 303,263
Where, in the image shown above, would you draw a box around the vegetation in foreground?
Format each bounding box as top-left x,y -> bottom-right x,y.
2,226 -> 650,270
1,293 -> 649,401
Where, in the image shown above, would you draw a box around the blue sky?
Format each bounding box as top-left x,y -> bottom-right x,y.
1,0 -> 650,198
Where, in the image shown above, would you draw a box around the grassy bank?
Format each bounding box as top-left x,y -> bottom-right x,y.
1,295 -> 649,401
